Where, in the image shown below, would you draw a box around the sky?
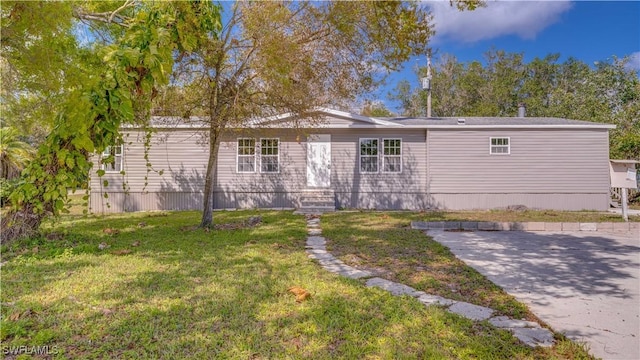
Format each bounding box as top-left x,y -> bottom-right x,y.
377,0 -> 640,112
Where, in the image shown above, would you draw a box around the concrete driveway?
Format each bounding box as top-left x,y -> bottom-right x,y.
427,229 -> 640,360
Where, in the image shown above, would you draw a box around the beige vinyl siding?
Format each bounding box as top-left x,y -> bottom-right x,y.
329,129 -> 428,209
215,129 -> 426,195
428,129 -> 610,193
90,130 -> 209,193
90,128 -> 430,212
426,128 -> 610,210
90,129 -> 305,212
215,129 -> 428,210
90,130 -> 209,213
330,129 -> 426,192
90,124 -> 611,213
215,130 -> 306,193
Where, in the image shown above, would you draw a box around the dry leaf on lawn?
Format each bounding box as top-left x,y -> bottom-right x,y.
103,228 -> 120,235
288,286 -> 311,302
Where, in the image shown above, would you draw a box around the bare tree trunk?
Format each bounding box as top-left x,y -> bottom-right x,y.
200,130 -> 220,228
0,205 -> 45,244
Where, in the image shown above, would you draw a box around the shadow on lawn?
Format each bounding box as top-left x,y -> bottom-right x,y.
323,211 -> 639,301
1,211 -> 545,358
321,211 -> 639,321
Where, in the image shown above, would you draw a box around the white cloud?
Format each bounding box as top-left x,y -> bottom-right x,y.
428,0 -> 573,43
625,51 -> 640,71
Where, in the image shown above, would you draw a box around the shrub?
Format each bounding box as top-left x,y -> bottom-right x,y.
0,178 -> 19,207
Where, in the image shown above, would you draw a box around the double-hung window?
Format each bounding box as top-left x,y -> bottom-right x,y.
101,145 -> 124,172
359,138 -> 379,173
237,138 -> 280,173
382,139 -> 402,173
260,138 -> 279,173
237,138 -> 256,172
490,137 -> 510,155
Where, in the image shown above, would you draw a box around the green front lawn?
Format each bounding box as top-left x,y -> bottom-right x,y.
323,212 -> 531,319
397,209 -> 639,223
1,211 -> 592,359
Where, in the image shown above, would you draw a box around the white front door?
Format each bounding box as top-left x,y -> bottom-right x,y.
307,135 -> 331,188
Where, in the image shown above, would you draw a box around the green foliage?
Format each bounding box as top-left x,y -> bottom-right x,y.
0,210 -> 589,359
0,1 -> 99,144
1,1 -> 221,241
166,1 -> 480,227
0,127 -> 35,179
361,100 -> 394,117
392,50 -> 640,159
0,177 -> 19,206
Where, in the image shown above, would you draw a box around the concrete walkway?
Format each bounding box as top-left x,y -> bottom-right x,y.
608,208 -> 640,216
421,228 -> 640,360
304,215 -> 555,348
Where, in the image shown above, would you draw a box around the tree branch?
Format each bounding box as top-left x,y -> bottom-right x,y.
72,2 -> 135,28
109,0 -> 135,23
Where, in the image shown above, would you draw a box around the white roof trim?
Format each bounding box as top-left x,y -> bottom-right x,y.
245,112 -> 297,126
315,107 -> 402,127
126,108 -> 615,130
243,107 -> 403,127
124,124 -> 614,130
401,124 -> 616,130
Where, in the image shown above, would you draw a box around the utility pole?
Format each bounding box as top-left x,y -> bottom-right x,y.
421,52 -> 432,118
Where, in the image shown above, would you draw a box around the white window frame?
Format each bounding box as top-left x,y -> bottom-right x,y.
382,138 -> 402,173
259,138 -> 280,174
489,137 -> 510,155
359,138 -> 379,174
237,138 -> 256,173
101,145 -> 124,173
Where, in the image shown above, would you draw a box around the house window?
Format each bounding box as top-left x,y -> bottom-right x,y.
101,145 -> 123,172
260,138 -> 279,173
237,138 -> 256,172
490,137 -> 510,155
382,139 -> 402,173
359,138 -> 379,173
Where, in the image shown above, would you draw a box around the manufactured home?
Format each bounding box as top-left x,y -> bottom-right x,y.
90,108 -> 615,213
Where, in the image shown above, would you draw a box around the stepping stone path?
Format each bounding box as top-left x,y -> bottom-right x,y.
305,215 -> 555,348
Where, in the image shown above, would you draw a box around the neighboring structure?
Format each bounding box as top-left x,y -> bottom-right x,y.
609,160 -> 639,221
90,108 -> 615,213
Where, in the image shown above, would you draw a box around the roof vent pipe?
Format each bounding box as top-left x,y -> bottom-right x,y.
517,103 -> 526,118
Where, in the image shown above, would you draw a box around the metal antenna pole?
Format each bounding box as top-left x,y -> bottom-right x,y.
426,54 -> 432,118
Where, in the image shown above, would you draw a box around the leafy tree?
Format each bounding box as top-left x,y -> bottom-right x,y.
166,1 -> 482,228
0,127 -> 35,179
392,50 -> 639,159
0,2 -> 100,144
428,54 -> 465,117
361,100 -> 394,117
1,1 -> 221,242
389,79 -> 423,116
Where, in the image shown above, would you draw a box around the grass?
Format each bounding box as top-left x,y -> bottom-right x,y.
1,211 -> 594,359
322,212 -> 531,319
381,209 -> 639,223
65,193 -> 89,216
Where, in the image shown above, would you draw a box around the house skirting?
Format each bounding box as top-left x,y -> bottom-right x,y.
429,193 -> 609,211
90,191 -> 609,213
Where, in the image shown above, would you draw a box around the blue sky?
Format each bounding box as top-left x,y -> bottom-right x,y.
377,0 -> 640,112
